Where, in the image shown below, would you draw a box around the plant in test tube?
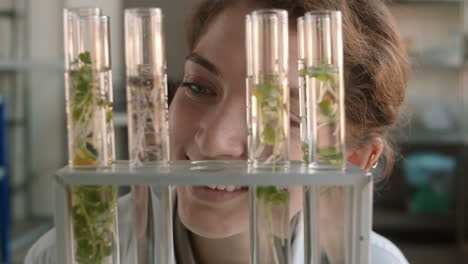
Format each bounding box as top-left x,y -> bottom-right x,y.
252,74 -> 287,164
69,51 -> 117,264
256,185 -> 289,264
70,51 -> 112,165
253,74 -> 289,264
71,185 -> 117,264
300,63 -> 343,166
127,67 -> 167,166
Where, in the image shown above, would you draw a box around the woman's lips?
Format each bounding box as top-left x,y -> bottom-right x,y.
190,186 -> 248,203
184,154 -> 248,203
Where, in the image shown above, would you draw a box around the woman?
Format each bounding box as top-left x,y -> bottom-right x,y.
26,0 -> 410,263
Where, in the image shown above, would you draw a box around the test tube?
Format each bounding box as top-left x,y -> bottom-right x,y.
64,7 -> 114,164
246,9 -> 290,170
246,9 -> 291,264
125,8 -> 169,167
63,8 -> 119,264
97,15 -> 116,164
125,8 -> 173,264
303,10 -> 349,264
64,9 -> 112,168
298,16 -> 309,164
305,10 -> 346,170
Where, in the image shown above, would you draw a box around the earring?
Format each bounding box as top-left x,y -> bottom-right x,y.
369,154 -> 378,169
372,161 -> 379,169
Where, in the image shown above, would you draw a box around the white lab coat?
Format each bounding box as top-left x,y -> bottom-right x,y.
25,194 -> 409,264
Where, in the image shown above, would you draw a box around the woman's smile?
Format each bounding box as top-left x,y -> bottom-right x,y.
189,185 -> 249,204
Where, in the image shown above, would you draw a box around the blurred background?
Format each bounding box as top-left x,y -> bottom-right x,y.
0,0 -> 467,263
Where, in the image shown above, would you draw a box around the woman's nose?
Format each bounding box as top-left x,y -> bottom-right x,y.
194,99 -> 247,160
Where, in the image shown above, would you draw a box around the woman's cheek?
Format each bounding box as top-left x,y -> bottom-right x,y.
169,94 -> 184,159
289,185 -> 303,218
290,127 -> 302,161
288,127 -> 304,219
169,90 -> 200,159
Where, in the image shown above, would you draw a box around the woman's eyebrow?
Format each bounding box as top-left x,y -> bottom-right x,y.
185,53 -> 222,77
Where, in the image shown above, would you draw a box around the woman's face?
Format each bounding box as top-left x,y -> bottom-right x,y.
169,3 -> 302,238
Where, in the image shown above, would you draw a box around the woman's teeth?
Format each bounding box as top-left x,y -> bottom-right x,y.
207,185 -> 245,192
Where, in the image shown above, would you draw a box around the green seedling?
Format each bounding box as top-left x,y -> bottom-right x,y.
71,185 -> 117,264
253,74 -> 289,264
69,51 -> 117,263
302,64 -> 342,166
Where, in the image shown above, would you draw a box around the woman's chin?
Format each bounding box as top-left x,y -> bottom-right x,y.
181,217 -> 244,239
177,186 -> 249,238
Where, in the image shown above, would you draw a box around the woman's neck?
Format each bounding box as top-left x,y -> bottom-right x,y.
190,231 -> 251,264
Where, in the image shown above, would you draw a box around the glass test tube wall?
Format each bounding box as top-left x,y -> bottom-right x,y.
125,8 -> 169,167
63,8 -> 119,264
246,9 -> 290,169
303,10 -> 351,264
304,10 -> 345,170
100,13 -> 115,164
297,16 -> 309,164
246,9 -> 291,264
124,8 -> 173,264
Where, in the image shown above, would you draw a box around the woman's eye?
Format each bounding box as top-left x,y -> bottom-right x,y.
181,82 -> 215,96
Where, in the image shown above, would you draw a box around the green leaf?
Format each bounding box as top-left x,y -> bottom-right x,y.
299,69 -> 307,78
79,51 -> 92,64
106,109 -> 113,124
72,106 -> 83,122
253,74 -> 280,100
97,99 -> 106,106
306,64 -> 337,83
262,126 -> 276,145
317,146 -> 343,165
256,186 -> 289,206
302,142 -> 309,163
256,186 -> 266,198
318,98 -> 336,117
73,146 -> 98,165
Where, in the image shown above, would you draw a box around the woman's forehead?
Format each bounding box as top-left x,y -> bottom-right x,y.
190,6 -> 252,77
192,5 -> 298,60
194,5 -> 252,51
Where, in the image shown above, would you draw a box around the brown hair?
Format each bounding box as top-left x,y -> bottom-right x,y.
185,0 -> 409,178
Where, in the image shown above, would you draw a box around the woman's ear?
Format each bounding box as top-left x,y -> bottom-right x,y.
347,137 -> 384,171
